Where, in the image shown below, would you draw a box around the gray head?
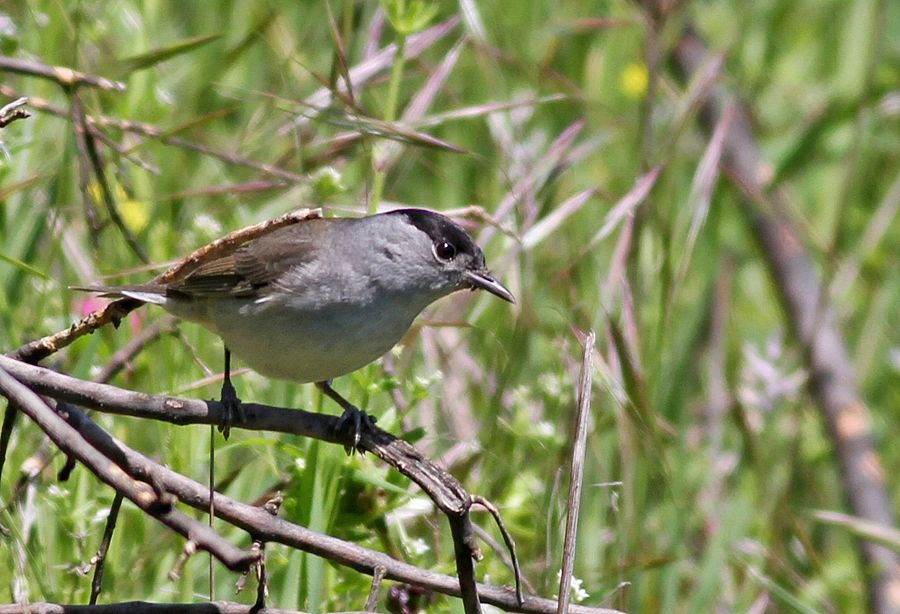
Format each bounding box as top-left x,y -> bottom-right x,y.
372,208 -> 514,305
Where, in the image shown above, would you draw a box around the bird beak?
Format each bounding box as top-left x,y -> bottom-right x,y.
465,270 -> 515,303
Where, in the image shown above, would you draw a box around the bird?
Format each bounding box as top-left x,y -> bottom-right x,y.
78,208 -> 514,445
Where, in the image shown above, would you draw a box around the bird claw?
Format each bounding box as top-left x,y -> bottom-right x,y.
335,405 -> 377,453
217,379 -> 244,439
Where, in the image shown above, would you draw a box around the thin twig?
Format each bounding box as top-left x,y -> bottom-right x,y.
252,541 -> 266,610
472,496 -> 524,605
89,492 -> 124,604
69,93 -> 103,233
71,92 -> 150,263
92,318 -> 176,383
557,330 -> 595,614
8,296 -> 143,364
253,493 -> 281,610
168,541 -> 197,581
0,57 -> 126,91
0,403 -> 17,486
0,97 -> 30,128
87,122 -> 160,175
365,565 -> 387,611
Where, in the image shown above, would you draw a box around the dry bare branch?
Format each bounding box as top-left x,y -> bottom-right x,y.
0,369 -> 257,572
0,363 -> 622,614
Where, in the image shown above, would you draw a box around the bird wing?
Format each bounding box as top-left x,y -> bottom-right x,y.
167,222 -> 323,299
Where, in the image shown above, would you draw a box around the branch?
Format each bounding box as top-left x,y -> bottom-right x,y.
1,351 -> 499,612
365,565 -> 387,610
675,27 -> 900,614
449,514 -> 482,613
0,355 -> 474,515
8,297 -> 142,364
0,367 -> 257,572
0,364 -> 621,614
91,317 -> 176,383
472,496 -> 525,603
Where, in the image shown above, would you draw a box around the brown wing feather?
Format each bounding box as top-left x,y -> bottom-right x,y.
166,221 -> 324,299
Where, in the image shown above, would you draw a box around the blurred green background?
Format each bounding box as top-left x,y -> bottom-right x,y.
0,0 -> 897,612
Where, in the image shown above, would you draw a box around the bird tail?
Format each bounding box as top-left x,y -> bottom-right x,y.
70,284 -> 169,305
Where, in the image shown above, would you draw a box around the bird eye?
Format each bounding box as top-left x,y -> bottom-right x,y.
434,240 -> 457,261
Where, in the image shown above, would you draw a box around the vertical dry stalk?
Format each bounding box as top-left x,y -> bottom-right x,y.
557,330 -> 596,614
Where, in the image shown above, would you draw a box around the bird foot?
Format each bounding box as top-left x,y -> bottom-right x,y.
334,404 -> 377,454
317,381 -> 378,453
218,379 -> 245,439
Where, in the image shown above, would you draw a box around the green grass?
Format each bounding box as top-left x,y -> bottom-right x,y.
0,0 -> 898,612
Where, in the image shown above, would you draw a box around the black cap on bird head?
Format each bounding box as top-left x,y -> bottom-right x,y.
388,208 -> 515,303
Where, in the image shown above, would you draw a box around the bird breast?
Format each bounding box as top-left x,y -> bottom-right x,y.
193,293 -> 420,383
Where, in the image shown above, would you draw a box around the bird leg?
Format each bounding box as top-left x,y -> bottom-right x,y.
317,381 -> 376,452
218,348 -> 245,438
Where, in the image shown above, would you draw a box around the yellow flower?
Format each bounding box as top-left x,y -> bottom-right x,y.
120,199 -> 149,234
620,62 -> 648,98
87,180 -> 148,234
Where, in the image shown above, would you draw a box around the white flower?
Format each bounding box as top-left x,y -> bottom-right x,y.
533,420 -> 556,438
386,496 -> 434,524
92,507 -> 111,525
555,570 -> 590,603
737,335 -> 806,414
47,484 -> 69,498
407,538 -> 430,556
537,373 -> 565,397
